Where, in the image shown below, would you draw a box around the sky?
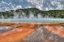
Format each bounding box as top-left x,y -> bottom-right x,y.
0,0 -> 64,12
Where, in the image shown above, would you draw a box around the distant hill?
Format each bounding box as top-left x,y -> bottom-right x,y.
0,8 -> 64,19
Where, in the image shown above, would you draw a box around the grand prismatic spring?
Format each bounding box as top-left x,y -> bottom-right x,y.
1,0 -> 64,42
0,19 -> 64,42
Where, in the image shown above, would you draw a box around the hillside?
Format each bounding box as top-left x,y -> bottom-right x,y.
0,8 -> 64,19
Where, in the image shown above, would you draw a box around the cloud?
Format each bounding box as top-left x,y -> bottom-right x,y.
11,0 -> 30,8
50,0 -> 64,10
0,0 -> 64,12
10,0 -> 64,10
0,1 -> 22,12
15,5 -> 22,9
27,0 -> 64,10
27,0 -> 43,10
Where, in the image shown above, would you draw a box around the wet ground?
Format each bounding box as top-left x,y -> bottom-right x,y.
0,23 -> 64,42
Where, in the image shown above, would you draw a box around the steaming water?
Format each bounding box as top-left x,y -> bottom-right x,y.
0,18 -> 64,23
0,11 -> 64,23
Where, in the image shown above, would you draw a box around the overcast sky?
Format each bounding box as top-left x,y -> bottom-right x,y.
0,0 -> 64,12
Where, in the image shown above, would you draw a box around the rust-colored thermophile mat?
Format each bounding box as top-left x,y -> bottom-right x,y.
0,23 -> 64,42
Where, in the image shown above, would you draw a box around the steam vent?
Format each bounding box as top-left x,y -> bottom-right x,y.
0,22 -> 64,42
